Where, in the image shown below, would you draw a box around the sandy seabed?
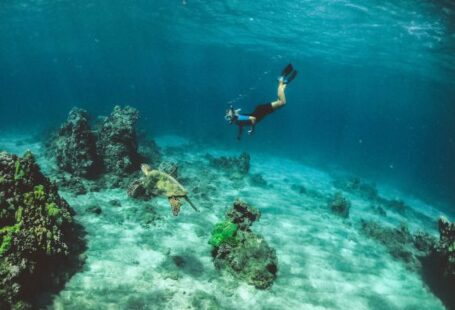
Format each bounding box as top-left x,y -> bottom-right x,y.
0,133 -> 451,310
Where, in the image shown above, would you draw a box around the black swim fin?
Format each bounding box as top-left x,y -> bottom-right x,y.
281,63 -> 294,77
284,70 -> 297,84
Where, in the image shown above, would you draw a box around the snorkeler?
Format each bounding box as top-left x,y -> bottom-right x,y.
225,64 -> 297,140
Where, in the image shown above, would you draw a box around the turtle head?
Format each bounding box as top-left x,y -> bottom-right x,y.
141,163 -> 153,176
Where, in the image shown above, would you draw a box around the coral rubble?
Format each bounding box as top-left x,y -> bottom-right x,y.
209,200 -> 278,289
0,151 -> 85,309
48,107 -> 99,178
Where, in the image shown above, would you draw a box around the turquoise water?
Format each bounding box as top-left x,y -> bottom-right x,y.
1,1 -> 455,309
1,0 -> 455,205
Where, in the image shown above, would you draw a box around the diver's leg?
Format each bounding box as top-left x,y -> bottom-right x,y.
271,80 -> 287,110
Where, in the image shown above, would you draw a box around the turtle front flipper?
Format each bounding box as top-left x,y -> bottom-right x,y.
168,196 -> 183,216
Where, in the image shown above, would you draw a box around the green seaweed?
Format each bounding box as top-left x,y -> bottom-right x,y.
209,220 -> 238,247
14,161 -> 25,181
46,202 -> 60,217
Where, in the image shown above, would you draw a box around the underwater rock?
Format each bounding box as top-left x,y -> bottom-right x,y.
97,105 -> 140,175
209,200 -> 278,289
226,199 -> 261,231
431,217 -> 455,279
360,220 -> 435,271
333,177 -> 379,201
48,107 -> 99,178
333,177 -> 413,216
418,216 -> 455,310
206,152 -> 250,179
328,192 -> 351,218
0,151 -> 85,309
56,175 -> 87,196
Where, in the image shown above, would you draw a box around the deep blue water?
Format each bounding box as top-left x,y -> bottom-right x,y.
1,1 -> 454,209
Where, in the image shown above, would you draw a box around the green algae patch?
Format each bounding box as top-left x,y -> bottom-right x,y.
0,223 -> 21,256
209,220 -> 238,247
34,184 -> 46,201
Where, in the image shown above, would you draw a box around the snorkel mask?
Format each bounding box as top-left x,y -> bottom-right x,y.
225,105 -> 241,124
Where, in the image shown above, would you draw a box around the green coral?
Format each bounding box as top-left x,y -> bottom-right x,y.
46,202 -> 60,217
34,184 -> 46,201
209,221 -> 238,247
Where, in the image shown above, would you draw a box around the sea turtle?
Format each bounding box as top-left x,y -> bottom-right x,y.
140,164 -> 199,216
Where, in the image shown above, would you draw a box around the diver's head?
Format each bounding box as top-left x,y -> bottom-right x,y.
225,105 -> 239,124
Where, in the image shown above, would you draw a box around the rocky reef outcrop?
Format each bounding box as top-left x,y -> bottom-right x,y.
0,151 -> 85,309
360,220 -> 435,271
432,217 -> 455,279
47,107 -> 99,178
420,217 -> 455,310
206,152 -> 250,179
47,106 -> 161,193
97,105 -> 140,175
209,200 -> 278,289
328,192 -> 351,218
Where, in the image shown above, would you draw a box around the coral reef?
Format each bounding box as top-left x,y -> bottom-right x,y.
433,217 -> 455,278
328,192 -> 351,218
206,152 -> 250,179
333,177 -> 378,201
417,217 -> 455,310
333,177 -> 434,228
47,107 -> 99,178
360,220 -> 435,271
0,151 -> 85,309
210,200 -> 278,289
47,106 -> 163,193
97,105 -> 140,175
226,199 -> 261,230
